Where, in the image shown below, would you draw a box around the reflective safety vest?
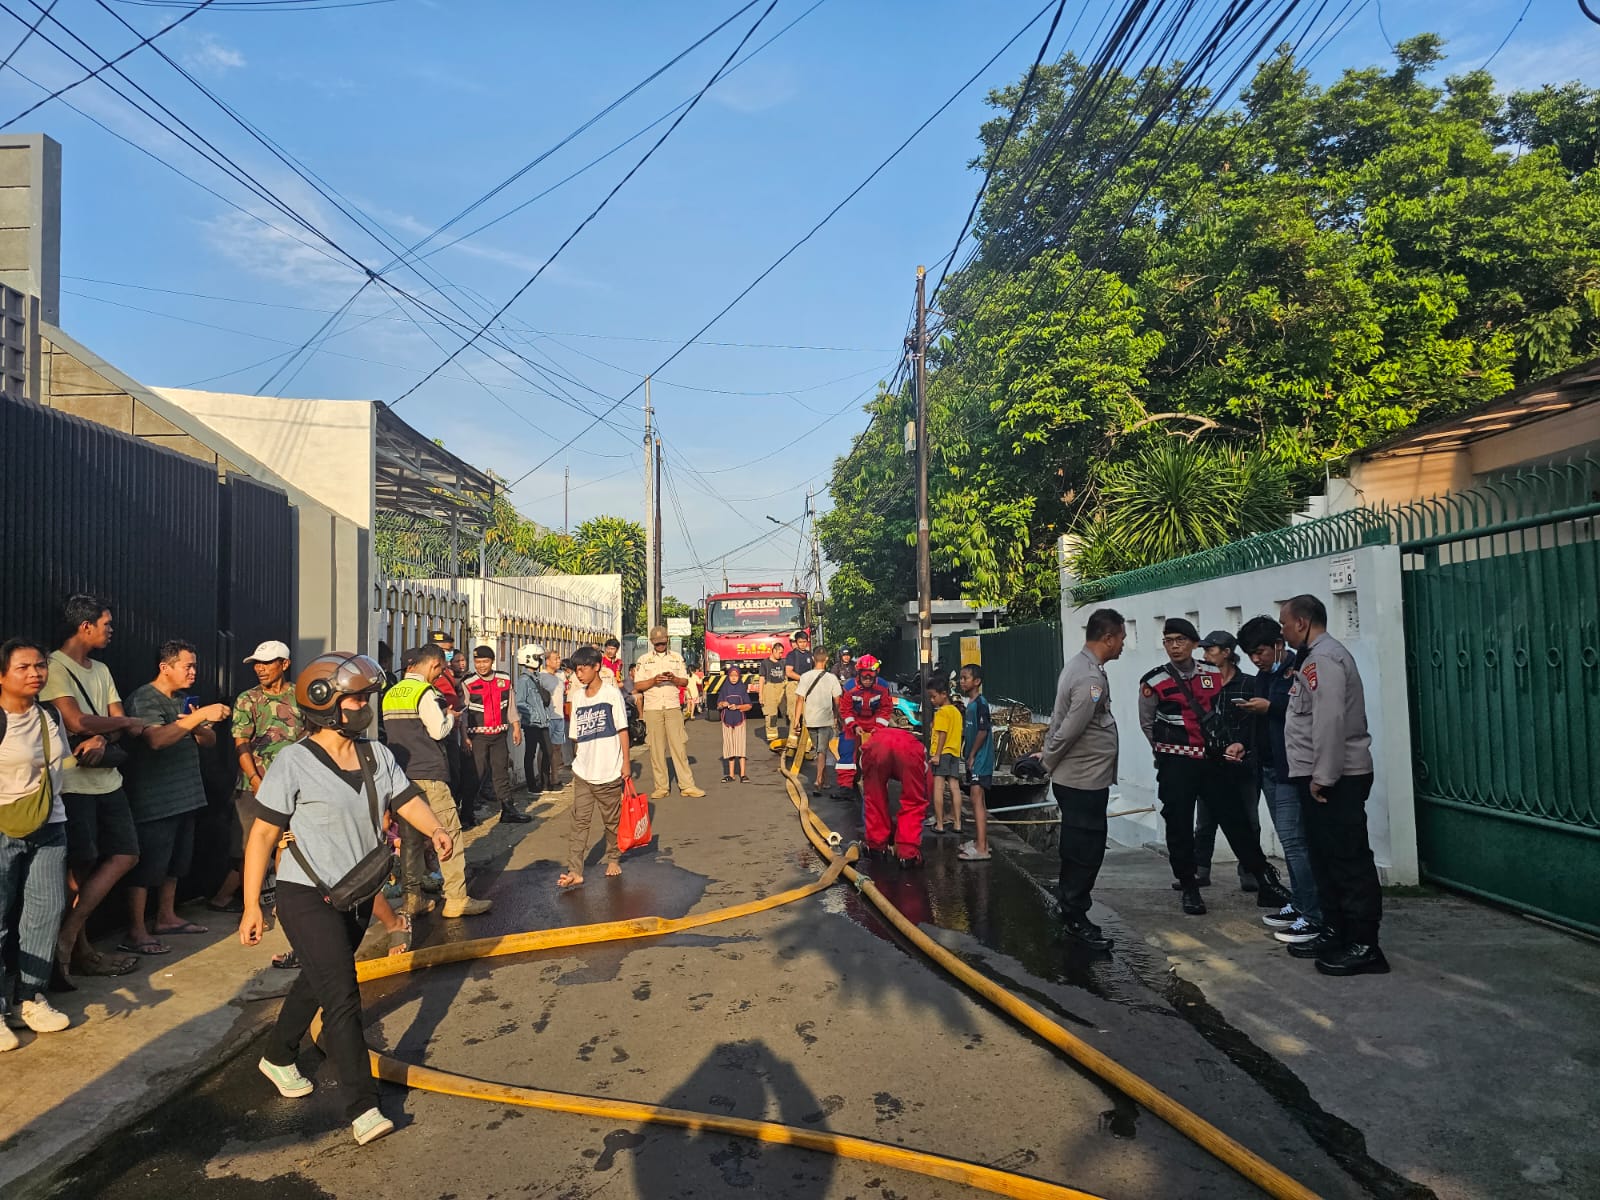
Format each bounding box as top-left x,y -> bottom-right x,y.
382,676 -> 449,782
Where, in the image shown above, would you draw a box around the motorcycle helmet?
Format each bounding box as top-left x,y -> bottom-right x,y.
296,652 -> 386,737
517,643 -> 545,670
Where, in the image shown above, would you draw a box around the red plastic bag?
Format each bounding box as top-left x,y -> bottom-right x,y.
617,779 -> 652,853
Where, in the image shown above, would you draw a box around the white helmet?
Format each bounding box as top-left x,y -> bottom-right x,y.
516,644 -> 545,669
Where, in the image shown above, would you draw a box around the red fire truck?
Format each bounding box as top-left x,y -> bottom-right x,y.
702,583 -> 811,679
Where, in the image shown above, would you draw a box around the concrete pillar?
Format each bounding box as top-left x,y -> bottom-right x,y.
0,134 -> 60,327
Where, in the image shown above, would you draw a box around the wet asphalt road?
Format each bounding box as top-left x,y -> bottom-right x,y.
40,721 -> 1377,1200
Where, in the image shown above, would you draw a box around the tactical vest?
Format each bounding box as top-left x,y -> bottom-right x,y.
1140,663 -> 1217,758
381,676 -> 449,782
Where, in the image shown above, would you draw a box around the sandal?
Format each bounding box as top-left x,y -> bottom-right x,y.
387,915 -> 414,956
207,897 -> 244,913
739,776 -> 749,784
118,938 -> 171,956
722,774 -> 733,783
154,921 -> 209,935
72,948 -> 138,976
271,951 -> 300,970
956,842 -> 992,861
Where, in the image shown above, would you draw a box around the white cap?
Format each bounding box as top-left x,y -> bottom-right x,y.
243,640 -> 292,664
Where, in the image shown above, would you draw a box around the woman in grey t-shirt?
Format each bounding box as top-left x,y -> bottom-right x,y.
238,653 -> 454,1146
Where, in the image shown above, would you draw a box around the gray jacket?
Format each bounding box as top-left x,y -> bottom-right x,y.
1284,631 -> 1373,786
1040,647 -> 1119,790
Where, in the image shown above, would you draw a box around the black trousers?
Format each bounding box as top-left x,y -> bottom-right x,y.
523,724 -> 557,792
471,733 -> 513,810
1194,768 -> 1262,881
1056,783 -> 1109,920
1158,756 -> 1268,885
1295,773 -> 1382,944
263,882 -> 377,1121
446,736 -> 477,829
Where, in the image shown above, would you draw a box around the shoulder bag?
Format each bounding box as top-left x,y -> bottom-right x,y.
60,662 -> 131,770
284,740 -> 395,910
0,706 -> 55,839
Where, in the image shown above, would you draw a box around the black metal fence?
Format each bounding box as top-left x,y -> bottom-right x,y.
1,395 -> 297,896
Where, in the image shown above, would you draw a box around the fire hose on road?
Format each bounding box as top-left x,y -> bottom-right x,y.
332,735 -> 1322,1200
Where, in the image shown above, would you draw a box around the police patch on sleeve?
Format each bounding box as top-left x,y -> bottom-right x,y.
1141,684 -> 1154,697
1199,674 -> 1214,689
1089,684 -> 1104,703
1303,661 -> 1318,691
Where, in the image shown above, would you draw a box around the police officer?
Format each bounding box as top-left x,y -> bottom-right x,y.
1280,595 -> 1387,976
1029,608 -> 1126,951
1139,618 -> 1290,917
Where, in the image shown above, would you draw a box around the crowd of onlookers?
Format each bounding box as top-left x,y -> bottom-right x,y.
0,591 -> 612,1054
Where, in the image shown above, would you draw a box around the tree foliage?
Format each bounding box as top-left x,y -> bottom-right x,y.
822,38 -> 1600,650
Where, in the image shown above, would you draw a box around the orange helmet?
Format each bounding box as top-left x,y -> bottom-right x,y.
296,652 -> 386,735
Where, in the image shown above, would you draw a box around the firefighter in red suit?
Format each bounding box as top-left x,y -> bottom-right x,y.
834,655 -> 892,794
838,657 -> 926,864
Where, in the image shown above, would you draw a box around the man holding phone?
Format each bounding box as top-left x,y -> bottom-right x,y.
633,627 -> 706,800
1192,630 -> 1263,891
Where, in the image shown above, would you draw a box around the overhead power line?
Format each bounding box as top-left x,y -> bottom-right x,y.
504,0 -> 1064,491
390,0 -> 783,409
0,0 -> 214,127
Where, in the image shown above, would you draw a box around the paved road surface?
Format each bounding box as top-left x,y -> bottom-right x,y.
41,719 -> 1373,1200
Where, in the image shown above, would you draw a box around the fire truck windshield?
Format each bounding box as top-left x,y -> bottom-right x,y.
707,597 -> 805,635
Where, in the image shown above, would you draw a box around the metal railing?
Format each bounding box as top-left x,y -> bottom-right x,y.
1071,455 -> 1600,603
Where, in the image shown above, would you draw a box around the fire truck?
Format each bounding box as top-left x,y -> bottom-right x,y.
702,583 -> 811,680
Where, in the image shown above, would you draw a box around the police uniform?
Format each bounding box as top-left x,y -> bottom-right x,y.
1040,647 -> 1119,922
1284,631 -> 1382,963
1139,658 -> 1281,894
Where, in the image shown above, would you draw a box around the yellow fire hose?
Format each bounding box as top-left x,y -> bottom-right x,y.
775,732 -> 1320,1200
320,727 -> 1320,1200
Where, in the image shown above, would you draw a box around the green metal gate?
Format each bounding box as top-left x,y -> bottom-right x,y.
1399,457 -> 1600,934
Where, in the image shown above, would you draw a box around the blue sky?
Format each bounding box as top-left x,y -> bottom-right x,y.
3,0 -> 1594,599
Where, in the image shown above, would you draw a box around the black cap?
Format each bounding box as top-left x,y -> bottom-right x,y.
1198,630 -> 1236,650
1163,617 -> 1200,642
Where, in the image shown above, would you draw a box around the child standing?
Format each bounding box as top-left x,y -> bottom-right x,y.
957,663 -> 993,862
559,645 -> 630,890
927,677 -> 963,837
717,665 -> 752,782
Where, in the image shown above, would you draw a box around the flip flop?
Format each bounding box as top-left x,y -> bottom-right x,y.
118,939 -> 171,956
206,897 -> 244,913
957,844 -> 991,861
271,951 -> 300,970
154,921 -> 209,935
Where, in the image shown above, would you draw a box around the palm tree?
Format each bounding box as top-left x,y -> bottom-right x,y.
575,515 -> 647,632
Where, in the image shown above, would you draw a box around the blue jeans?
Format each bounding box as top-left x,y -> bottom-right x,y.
1268,777 -> 1322,925
0,821 -> 69,1004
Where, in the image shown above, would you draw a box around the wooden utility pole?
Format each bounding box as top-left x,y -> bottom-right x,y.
914,265 -> 932,737
644,378 -> 659,633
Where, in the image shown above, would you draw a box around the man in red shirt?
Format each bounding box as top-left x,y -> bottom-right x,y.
463,646 -> 529,825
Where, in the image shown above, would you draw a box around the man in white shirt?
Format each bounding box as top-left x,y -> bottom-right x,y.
561,645 -> 632,890
791,650 -> 842,795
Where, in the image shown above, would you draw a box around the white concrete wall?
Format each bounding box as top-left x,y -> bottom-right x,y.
1060,543 -> 1419,884
156,388 -> 377,528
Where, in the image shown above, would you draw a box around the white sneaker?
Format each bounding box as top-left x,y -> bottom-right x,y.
0,1015 -> 17,1051
1274,917 -> 1323,944
17,993 -> 70,1033
352,1106 -> 395,1145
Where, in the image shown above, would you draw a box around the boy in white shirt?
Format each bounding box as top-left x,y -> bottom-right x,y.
559,645 -> 631,890
791,650 -> 843,796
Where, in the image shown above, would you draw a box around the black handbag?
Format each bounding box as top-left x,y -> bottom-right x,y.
61,663 -> 131,770
285,741 -> 394,911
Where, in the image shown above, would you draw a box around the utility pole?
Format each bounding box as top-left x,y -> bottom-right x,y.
653,433 -> 664,626
807,487 -> 824,645
644,378 -> 658,634
913,264 -> 932,739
